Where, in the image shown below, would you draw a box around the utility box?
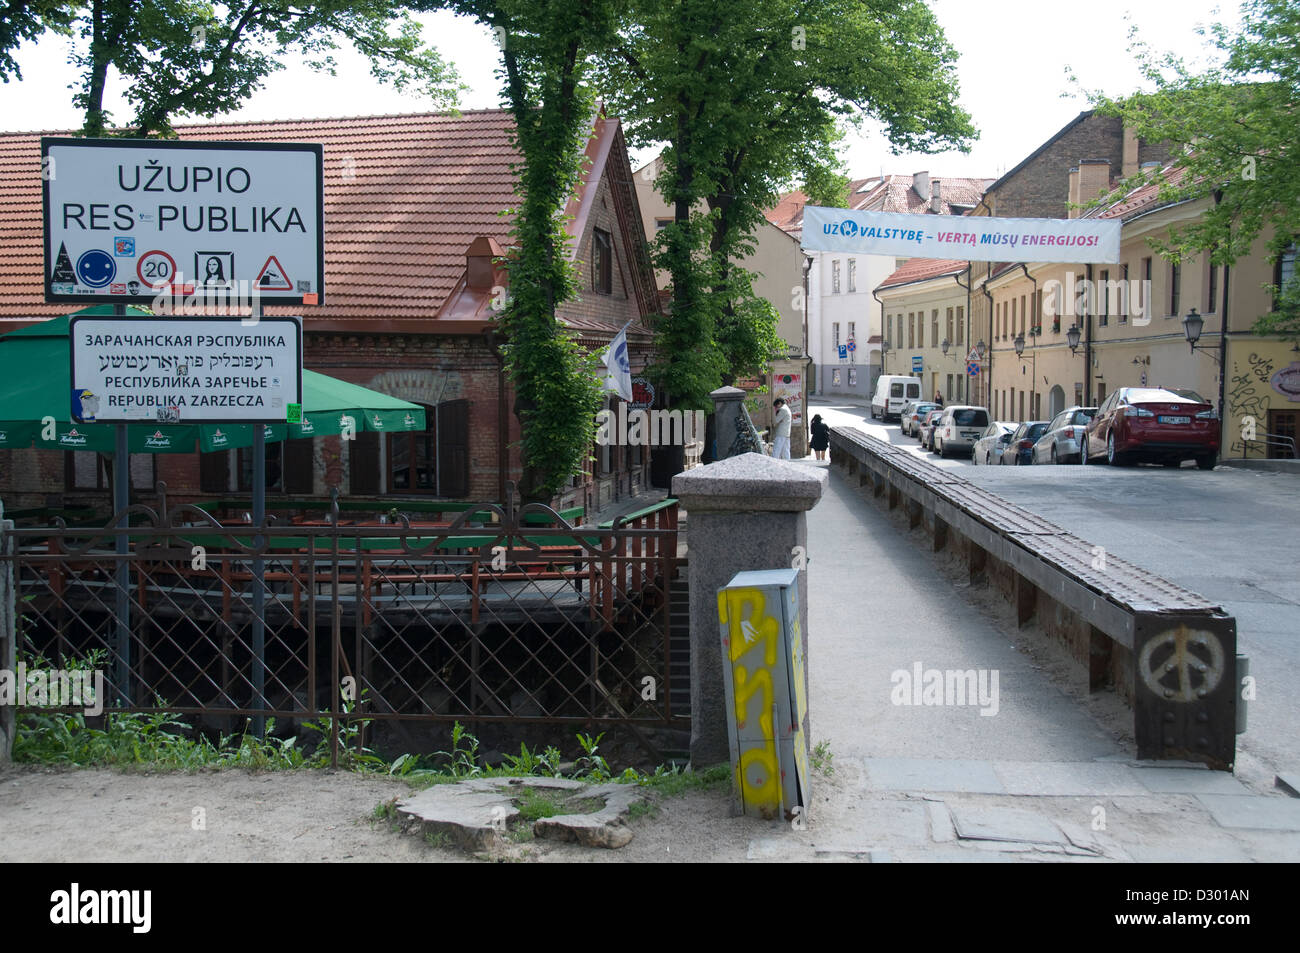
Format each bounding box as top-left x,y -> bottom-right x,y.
717,568 -> 810,821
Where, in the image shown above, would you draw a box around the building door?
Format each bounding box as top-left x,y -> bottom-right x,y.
1268,409 -> 1298,458
1049,385 -> 1065,418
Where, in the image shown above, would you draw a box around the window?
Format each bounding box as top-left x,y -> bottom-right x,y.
592,229 -> 613,294
832,260 -> 841,293
931,310 -> 939,349
200,450 -> 229,493
946,307 -> 954,346
65,452 -> 155,492
1206,256 -> 1218,313
833,322 -> 840,353
848,322 -> 856,362
956,305 -> 964,345
1099,269 -> 1109,326
848,258 -> 857,292
654,218 -> 672,232
1120,264 -> 1130,324
1097,381 -> 1107,403
387,399 -> 469,497
1169,261 -> 1181,317
908,313 -> 914,349
896,315 -> 903,348
1021,294 -> 1027,334
1275,244 -> 1297,308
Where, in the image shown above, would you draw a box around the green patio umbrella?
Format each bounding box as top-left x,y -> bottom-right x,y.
0,307 -> 425,453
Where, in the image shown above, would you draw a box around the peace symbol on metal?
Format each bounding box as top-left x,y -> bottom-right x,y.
1137,626 -> 1225,703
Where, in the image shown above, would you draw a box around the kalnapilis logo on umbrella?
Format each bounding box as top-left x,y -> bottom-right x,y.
144,430 -> 173,449
71,389 -> 99,423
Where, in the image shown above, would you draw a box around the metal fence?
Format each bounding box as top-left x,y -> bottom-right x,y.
1,483 -> 684,764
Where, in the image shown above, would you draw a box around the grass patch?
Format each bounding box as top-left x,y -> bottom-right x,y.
812,739 -> 835,776
635,762 -> 731,796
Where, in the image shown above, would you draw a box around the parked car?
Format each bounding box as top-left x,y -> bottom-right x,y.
972,422 -> 1016,465
999,421 -> 1049,465
933,405 -> 991,458
918,408 -> 945,451
901,401 -> 941,438
871,375 -> 923,421
1082,387 -> 1220,468
1032,406 -> 1098,464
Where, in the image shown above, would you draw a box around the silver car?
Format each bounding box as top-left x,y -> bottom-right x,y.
932,405 -> 991,458
1032,406 -> 1099,464
972,422 -> 1016,465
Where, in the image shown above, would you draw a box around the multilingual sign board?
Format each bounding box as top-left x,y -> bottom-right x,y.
42,138 -> 324,305
69,316 -> 302,425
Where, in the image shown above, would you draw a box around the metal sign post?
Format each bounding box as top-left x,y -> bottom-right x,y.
113,417 -> 130,707
250,302 -> 267,736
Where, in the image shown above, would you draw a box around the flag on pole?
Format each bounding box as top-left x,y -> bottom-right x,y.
602,324 -> 633,401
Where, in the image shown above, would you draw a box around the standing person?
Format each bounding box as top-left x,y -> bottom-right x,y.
810,413 -> 830,461
771,398 -> 792,460
934,390 -> 944,408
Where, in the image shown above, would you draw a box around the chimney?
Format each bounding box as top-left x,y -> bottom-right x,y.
930,179 -> 942,214
1077,158 -> 1111,207
913,171 -> 930,203
465,236 -> 505,289
1122,123 -> 1140,179
1067,167 -> 1081,218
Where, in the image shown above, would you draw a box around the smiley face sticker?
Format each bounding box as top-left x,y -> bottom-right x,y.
76,249 -> 116,288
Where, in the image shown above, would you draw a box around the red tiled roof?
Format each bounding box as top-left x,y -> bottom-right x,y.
876,257 -> 969,291
0,110 -> 658,336
1084,162 -> 1191,221
765,174 -> 995,235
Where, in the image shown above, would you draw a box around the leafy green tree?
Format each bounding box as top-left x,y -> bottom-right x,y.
28,0 -> 459,136
439,0 -> 620,500
0,0 -> 76,81
598,0 -> 975,407
1084,0 -> 1300,337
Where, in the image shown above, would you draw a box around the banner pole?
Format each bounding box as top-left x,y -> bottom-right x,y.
251,299 -> 267,736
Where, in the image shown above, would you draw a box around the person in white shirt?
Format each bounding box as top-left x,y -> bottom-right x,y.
771,398 -> 792,460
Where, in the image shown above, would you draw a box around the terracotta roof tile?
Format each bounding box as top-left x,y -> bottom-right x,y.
764,174 -> 995,236
876,257 -> 969,291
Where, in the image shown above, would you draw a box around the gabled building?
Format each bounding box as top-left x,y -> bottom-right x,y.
0,109 -> 662,512
769,171 -> 992,399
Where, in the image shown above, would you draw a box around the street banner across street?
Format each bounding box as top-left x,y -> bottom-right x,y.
801,206 -> 1121,264
42,138 -> 324,305
69,315 -> 302,424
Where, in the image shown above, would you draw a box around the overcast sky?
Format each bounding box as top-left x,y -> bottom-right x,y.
1,0 -> 1244,182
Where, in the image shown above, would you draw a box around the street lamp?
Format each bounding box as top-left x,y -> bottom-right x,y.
975,340 -> 986,360
881,338 -> 890,374
1183,307 -> 1221,363
941,338 -> 950,356
1066,324 -> 1081,354
1013,332 -> 1026,357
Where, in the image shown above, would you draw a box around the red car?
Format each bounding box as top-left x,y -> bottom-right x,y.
1082,387 -> 1220,469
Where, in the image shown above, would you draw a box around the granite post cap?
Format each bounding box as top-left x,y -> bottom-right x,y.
672,453 -> 828,512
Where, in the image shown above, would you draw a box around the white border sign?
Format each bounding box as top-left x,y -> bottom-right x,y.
42,138 -> 324,305
69,316 -> 303,424
801,206 -> 1121,264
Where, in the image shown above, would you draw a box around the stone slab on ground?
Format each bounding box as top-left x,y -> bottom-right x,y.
1132,767 -> 1249,795
1196,794 -> 1300,831
993,761 -> 1147,797
1275,773 -> 1300,798
863,758 -> 1005,794
396,785 -> 518,851
531,781 -> 643,849
949,805 -> 1069,847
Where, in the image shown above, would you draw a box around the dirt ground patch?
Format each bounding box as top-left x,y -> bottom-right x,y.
0,764 -> 800,862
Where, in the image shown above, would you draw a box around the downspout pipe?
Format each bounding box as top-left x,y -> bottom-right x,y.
955,265 -> 972,402
1213,188 -> 1229,458
1019,263 -> 1038,416
982,279 -> 995,413
871,287 -> 886,376
1084,264 -> 1093,405
483,327 -> 508,504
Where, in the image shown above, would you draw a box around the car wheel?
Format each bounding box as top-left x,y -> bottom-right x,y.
940,440 -> 950,459
1078,440 -> 1089,464
1106,432 -> 1128,467
1196,454 -> 1215,470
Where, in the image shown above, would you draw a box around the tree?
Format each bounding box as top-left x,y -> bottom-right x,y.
0,0 -> 76,82
438,0 -> 620,501
19,1 -> 459,136
1085,0 -> 1300,337
598,0 -> 976,407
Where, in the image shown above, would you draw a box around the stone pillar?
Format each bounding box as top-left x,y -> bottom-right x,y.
672,453 -> 827,767
710,385 -> 750,460
0,502 -> 13,762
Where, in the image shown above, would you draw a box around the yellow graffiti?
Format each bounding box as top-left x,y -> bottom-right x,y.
724,587 -> 780,666
734,664 -> 780,814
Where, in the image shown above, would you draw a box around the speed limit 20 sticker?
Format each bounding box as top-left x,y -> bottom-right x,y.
137,250 -> 177,289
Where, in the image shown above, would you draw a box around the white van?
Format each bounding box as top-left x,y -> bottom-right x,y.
871,375 -> 923,421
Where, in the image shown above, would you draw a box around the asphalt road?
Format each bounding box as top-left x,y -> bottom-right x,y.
807,396 -> 1299,784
